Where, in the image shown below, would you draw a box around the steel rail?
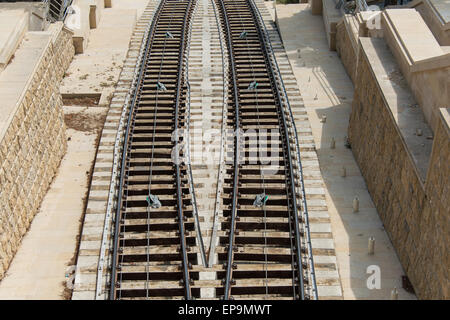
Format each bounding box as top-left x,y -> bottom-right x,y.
216,0 -> 241,300
43,0 -> 73,22
219,0 -> 307,299
95,0 -> 161,299
226,0 -> 273,298
108,0 -> 197,300
249,0 -> 318,299
174,0 -> 195,300
141,3 -> 178,300
109,0 -> 165,300
248,0 -> 305,299
96,0 -> 162,299
245,0 -> 304,299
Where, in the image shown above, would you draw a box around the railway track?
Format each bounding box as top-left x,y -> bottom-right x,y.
106,0 -> 317,300
212,0 -> 316,300
109,0 -> 202,300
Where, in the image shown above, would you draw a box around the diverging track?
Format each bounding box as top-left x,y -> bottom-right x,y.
107,0 -> 317,300
212,0 -> 316,300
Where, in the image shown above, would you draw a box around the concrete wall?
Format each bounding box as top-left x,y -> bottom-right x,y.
322,0 -> 341,50
0,24 -> 74,280
66,0 -> 91,54
89,0 -> 105,29
348,37 -> 449,300
66,0 -> 105,53
310,0 -> 342,50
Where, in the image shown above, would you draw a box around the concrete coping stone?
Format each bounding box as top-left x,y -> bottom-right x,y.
0,32 -> 52,143
439,108 -> 450,135
0,9 -> 29,71
384,9 -> 443,64
411,51 -> 450,73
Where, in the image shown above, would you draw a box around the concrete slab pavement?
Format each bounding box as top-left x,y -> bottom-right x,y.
61,0 -> 149,104
111,0 -> 150,19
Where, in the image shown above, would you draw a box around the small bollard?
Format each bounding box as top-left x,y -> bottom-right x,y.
353,196 -> 359,213
341,166 -> 346,177
416,128 -> 423,136
320,115 -> 327,123
368,236 -> 375,255
297,48 -> 301,58
391,287 -> 398,300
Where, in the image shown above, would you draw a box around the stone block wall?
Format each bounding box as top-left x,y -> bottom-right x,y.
0,25 -> 74,280
336,18 -> 358,84
348,42 -> 449,299
422,108 -> 450,299
49,23 -> 76,81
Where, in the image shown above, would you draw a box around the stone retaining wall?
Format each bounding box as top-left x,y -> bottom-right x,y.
336,17 -> 358,84
49,23 -> 76,81
348,40 -> 449,299
0,24 -> 74,280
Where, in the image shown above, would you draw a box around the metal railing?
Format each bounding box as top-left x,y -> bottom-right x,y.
356,0 -> 369,11
43,0 -> 73,21
336,0 -> 369,14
